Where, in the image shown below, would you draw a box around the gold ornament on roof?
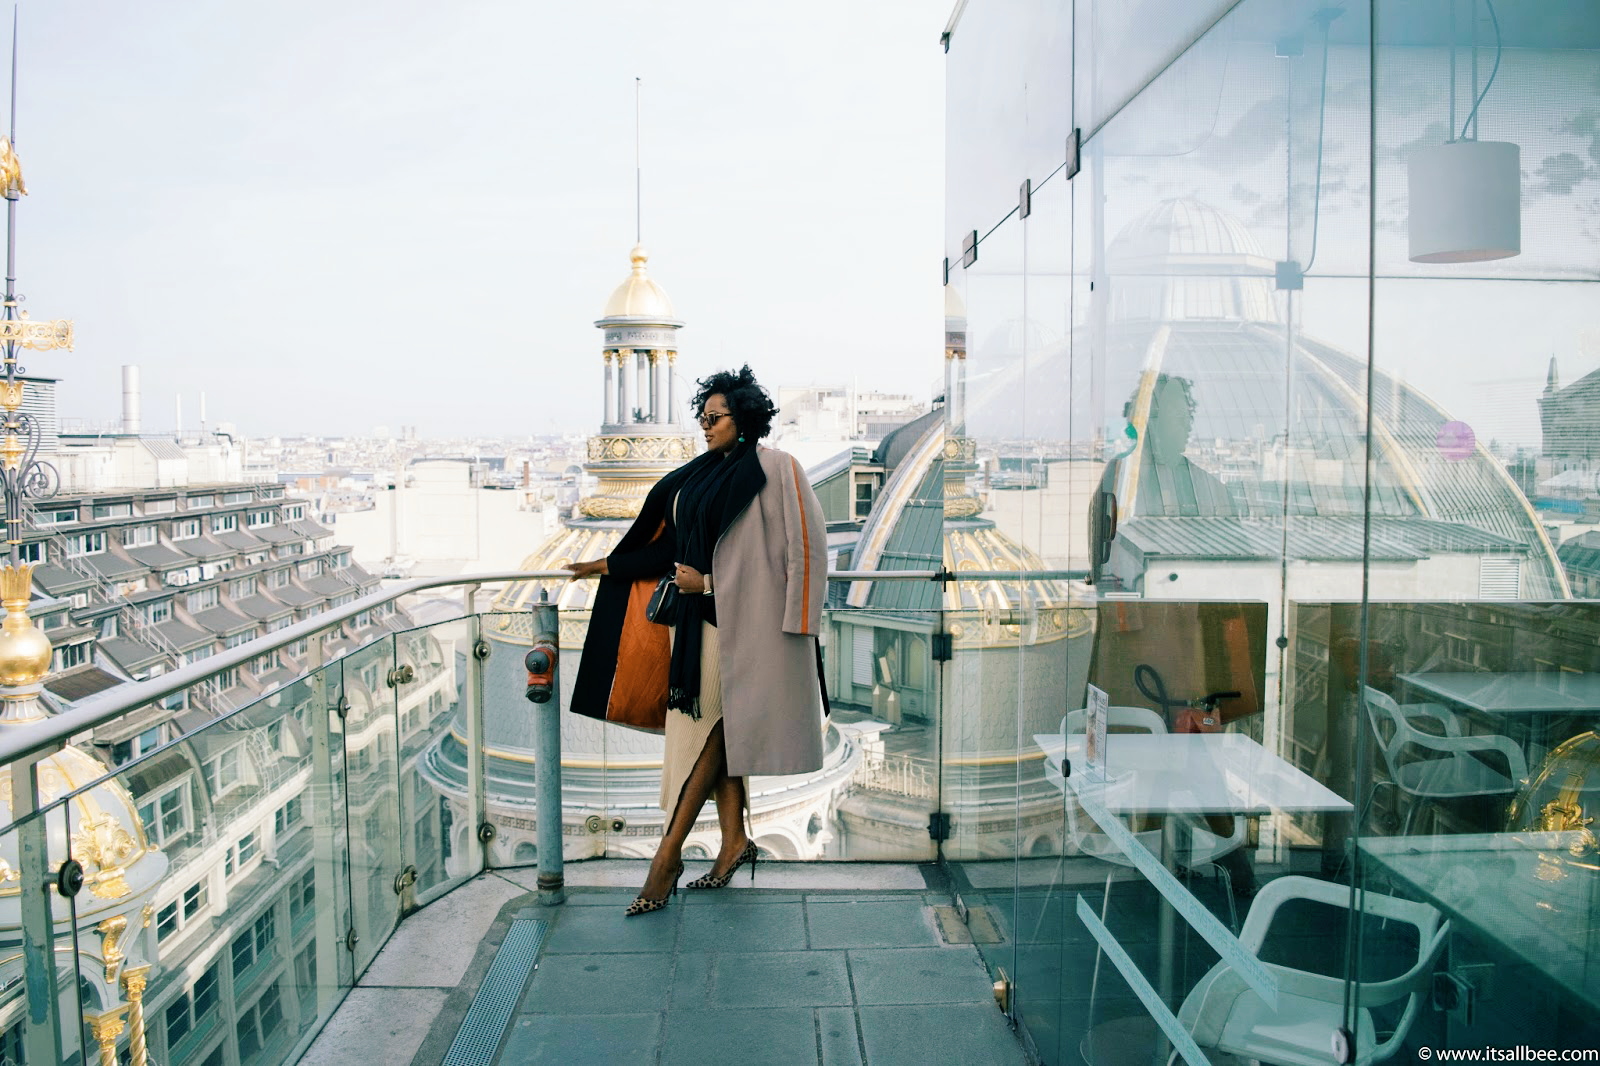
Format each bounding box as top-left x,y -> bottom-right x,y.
97,914 -> 129,984
71,811 -> 139,899
0,137 -> 24,199
0,562 -> 51,688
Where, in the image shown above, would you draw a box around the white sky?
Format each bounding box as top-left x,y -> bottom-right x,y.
17,1 -> 948,438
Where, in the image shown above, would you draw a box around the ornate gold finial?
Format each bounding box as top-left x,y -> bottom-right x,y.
0,137 -> 25,199
629,243 -> 649,272
0,562 -> 50,690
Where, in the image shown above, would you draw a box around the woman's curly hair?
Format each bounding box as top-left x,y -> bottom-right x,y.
690,365 -> 780,442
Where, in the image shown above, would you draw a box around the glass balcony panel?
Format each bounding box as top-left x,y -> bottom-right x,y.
1074,0 -> 1237,143
1352,1 -> 1600,1049
337,635 -> 402,977
9,803 -> 89,1064
827,603 -> 940,863
944,0 -> 1075,265
391,619 -> 472,903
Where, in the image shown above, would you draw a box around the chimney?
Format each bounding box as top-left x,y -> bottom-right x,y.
121,365 -> 142,434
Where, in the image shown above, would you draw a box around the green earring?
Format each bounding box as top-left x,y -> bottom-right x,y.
738,434 -> 745,443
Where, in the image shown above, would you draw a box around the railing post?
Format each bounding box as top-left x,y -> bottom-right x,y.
531,597 -> 564,905
464,606 -> 488,874
12,749 -> 65,1066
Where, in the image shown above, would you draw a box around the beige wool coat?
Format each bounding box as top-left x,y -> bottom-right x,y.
711,446 -> 829,777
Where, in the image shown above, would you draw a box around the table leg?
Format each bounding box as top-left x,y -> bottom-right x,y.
1156,816 -> 1176,1066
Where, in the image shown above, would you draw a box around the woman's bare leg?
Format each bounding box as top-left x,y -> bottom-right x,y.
639,721 -> 728,900
708,771 -> 750,875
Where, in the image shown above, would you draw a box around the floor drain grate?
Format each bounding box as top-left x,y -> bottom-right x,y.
441,918 -> 548,1066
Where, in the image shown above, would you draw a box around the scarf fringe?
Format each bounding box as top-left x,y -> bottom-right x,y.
668,687 -> 702,719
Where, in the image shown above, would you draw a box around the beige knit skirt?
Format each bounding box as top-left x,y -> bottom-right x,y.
660,621 -> 743,813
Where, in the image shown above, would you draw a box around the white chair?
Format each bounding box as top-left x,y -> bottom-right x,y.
1175,875 -> 1449,1066
1058,706 -> 1248,1042
1363,686 -> 1528,834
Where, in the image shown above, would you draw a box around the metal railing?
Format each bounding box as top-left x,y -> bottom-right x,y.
0,565 -> 1078,1066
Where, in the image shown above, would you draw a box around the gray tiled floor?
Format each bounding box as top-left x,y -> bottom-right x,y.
303,866 -> 1030,1066
498,885 -> 1026,1065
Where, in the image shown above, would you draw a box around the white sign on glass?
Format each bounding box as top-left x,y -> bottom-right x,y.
1085,684 -> 1109,781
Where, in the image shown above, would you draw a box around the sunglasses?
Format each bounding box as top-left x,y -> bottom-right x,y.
697,411 -> 733,429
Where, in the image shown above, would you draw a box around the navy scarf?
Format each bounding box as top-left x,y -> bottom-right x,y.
668,441 -> 766,715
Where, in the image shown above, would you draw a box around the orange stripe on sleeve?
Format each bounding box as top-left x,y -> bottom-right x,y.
790,455 -> 811,634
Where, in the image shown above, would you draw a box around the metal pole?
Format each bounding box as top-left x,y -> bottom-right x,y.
464,603 -> 488,873
532,598 -> 564,904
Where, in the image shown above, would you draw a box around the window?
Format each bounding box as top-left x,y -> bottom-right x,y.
53,642 -> 88,671
223,491 -> 252,504
145,600 -> 172,624
66,532 -> 106,556
135,778 -> 191,846
231,575 -> 258,598
98,615 -> 120,639
16,541 -> 43,562
245,551 -> 269,566
275,796 -> 303,835
183,879 -> 208,920
163,963 -> 219,1046
215,666 -> 238,690
172,519 -> 201,541
261,486 -> 284,499
124,525 -> 157,547
236,983 -> 283,1060
143,497 -> 176,514
186,494 -> 214,509
154,877 -> 208,943
265,615 -> 293,633
38,507 -> 77,525
237,830 -> 259,865
91,502 -> 132,519
186,586 -> 220,612
284,504 -> 305,520
231,907 -> 275,979
298,561 -> 321,579
204,746 -> 242,797
247,510 -> 274,529
253,650 -> 280,674
212,512 -> 238,533
225,630 -> 256,649
289,867 -> 315,924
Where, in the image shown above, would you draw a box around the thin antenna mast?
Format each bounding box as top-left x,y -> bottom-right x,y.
634,77 -> 642,244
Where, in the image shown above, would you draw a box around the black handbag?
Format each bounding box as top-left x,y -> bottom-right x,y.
645,575 -> 679,626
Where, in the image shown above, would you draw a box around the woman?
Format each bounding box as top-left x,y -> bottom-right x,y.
564,366 -> 828,916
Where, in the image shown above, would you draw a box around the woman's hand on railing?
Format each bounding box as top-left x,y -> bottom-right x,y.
563,559 -> 608,580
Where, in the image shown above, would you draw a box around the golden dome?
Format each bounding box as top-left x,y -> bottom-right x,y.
600,244 -> 678,321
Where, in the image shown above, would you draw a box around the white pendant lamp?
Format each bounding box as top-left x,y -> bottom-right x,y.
1408,139 -> 1521,263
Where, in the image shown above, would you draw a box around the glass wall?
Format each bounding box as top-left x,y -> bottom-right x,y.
945,0 -> 1600,1060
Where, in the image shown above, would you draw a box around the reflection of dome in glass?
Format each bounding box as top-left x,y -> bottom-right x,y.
1108,198 -> 1279,324
964,198 -> 1567,597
